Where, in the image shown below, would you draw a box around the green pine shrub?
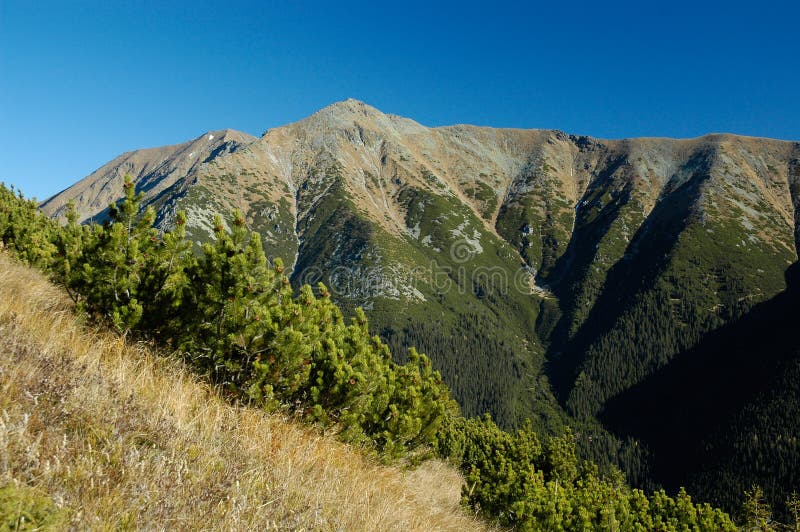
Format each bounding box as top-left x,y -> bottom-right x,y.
435,414 -> 736,530
0,185 -> 56,269
0,483 -> 70,530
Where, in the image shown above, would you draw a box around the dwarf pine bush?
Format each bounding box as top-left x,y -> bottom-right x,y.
434,414 -> 737,530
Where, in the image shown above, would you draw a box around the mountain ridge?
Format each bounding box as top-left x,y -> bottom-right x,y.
42,100 -> 799,248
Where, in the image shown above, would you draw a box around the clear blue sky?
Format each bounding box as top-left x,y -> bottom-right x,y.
2,1 -> 798,201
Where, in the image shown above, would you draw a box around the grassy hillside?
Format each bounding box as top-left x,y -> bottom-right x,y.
0,251 -> 485,530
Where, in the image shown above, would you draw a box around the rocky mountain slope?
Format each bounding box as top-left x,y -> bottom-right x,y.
41,99 -> 800,511
43,129 -> 256,224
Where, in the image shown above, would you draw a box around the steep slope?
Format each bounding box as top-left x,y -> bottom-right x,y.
40,100 -> 800,445
602,262 -> 800,519
548,136 -> 798,418
0,251 -> 483,530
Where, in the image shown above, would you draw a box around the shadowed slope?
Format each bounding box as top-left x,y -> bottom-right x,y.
602,263 -> 800,518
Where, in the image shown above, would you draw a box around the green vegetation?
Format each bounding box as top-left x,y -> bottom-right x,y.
601,262 -> 800,523
245,196 -> 298,265
283,175 -> 558,430
378,184 -> 556,428
435,415 -> 736,530
463,180 -> 499,219
495,162 -> 575,277
0,484 -> 70,530
540,161 -> 800,517
553,180 -> 791,418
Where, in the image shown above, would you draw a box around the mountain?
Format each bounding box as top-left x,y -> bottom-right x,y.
41,99 -> 800,511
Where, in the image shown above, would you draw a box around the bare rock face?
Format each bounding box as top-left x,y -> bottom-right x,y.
40,100 -> 800,430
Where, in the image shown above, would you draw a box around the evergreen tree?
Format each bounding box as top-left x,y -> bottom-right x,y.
78,176 -> 158,331
741,486 -> 773,531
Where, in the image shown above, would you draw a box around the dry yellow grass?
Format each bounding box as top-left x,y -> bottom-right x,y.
0,252 -> 488,530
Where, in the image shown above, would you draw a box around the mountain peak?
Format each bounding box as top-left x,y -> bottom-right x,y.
328,97 -> 375,110
312,98 -> 386,120
295,99 -> 428,139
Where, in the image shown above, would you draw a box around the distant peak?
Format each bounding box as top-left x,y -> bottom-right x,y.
315,98 -> 384,118
331,97 -> 369,108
